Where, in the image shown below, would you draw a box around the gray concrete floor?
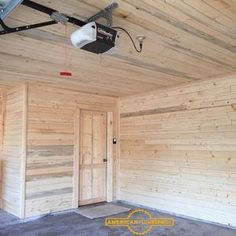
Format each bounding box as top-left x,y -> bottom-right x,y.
0,203 -> 235,236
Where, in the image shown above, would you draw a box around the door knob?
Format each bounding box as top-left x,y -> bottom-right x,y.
103,159 -> 107,163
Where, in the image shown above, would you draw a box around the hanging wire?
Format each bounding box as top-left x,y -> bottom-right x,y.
112,26 -> 143,53
64,24 -> 68,71
60,24 -> 72,77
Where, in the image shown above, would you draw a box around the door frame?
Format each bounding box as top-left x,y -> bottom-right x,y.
73,107 -> 113,208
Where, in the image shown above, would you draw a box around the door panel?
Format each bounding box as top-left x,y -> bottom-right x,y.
79,110 -> 107,205
81,111 -> 92,165
93,167 -> 106,199
93,112 -> 106,164
80,168 -> 92,201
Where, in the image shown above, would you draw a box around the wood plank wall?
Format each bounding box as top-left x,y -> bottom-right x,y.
119,73 -> 236,227
1,86 -> 25,217
0,91 -> 5,152
25,84 -> 118,218
0,90 -> 6,208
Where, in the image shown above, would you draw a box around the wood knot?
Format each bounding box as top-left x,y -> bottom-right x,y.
231,104 -> 236,111
119,13 -> 128,19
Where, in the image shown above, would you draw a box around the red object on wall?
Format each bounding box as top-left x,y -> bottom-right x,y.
60,71 -> 72,77
59,25 -> 72,78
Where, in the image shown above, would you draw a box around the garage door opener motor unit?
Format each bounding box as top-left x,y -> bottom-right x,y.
0,0 -> 145,54
71,22 -> 118,54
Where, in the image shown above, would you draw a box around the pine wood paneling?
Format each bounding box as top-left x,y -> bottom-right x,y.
25,84 -> 118,218
120,73 -> 236,227
0,1 -> 235,96
79,110 -> 107,206
1,86 -> 25,217
0,90 -> 6,208
107,112 -> 114,202
0,91 -> 5,152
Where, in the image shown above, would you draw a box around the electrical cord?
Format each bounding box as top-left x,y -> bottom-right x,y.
112,26 -> 143,53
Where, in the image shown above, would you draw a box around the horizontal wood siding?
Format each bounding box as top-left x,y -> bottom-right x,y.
1,1 -> 236,96
0,90 -> 5,208
25,84 -> 118,218
120,74 -> 236,227
0,91 -> 5,151
2,87 -> 24,217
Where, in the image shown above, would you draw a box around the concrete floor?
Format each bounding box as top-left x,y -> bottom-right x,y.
0,204 -> 236,236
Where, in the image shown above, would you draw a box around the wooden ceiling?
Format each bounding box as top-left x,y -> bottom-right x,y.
0,0 -> 235,97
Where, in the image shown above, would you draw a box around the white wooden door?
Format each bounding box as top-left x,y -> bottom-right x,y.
79,110 -> 107,205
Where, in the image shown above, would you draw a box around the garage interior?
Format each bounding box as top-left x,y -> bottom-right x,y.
0,0 -> 236,235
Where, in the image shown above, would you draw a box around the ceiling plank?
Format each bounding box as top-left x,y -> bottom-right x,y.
0,0 -> 235,96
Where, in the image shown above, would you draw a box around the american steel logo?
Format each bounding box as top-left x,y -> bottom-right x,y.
105,209 -> 174,235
